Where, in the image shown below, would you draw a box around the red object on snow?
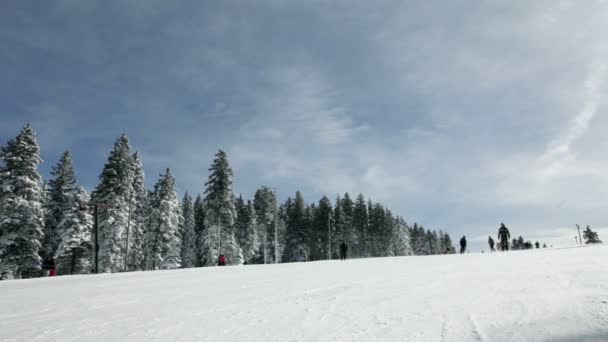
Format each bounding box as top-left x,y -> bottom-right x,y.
49,269 -> 57,276
218,255 -> 227,266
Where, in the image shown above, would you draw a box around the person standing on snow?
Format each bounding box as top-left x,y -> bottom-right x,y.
498,223 -> 511,251
459,236 -> 467,254
339,242 -> 348,260
488,236 -> 496,252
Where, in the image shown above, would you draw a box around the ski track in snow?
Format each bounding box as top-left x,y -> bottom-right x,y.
1,245 -> 607,341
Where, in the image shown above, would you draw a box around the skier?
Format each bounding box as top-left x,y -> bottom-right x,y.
218,254 -> 227,266
498,223 -> 511,251
459,236 -> 467,254
535,241 -> 540,249
42,257 -> 56,277
339,242 -> 348,260
488,236 -> 496,252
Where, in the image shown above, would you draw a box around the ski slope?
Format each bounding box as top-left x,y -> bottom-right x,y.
1,246 -> 607,342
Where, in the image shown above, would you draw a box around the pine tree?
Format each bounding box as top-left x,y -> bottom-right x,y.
127,152 -> 147,271
144,169 -> 182,270
180,193 -> 197,268
234,196 -> 260,264
352,194 -> 368,257
92,134 -> 135,273
42,150 -> 77,260
253,186 -> 278,264
583,226 -> 602,244
284,191 -> 309,262
391,217 -> 413,256
340,193 -> 356,255
332,195 -> 344,257
0,124 -> 45,279
55,187 -> 93,275
441,231 -> 454,253
312,196 -> 332,260
193,194 -> 205,266
201,150 -> 242,266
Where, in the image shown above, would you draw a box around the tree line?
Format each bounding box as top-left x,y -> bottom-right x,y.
0,124 -> 454,280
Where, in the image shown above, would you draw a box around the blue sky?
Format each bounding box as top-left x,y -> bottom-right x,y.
2,0 -> 607,251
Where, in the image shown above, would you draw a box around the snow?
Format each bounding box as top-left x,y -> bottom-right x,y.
1,245 -> 607,341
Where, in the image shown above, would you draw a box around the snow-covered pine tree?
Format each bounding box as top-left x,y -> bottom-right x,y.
253,186 -> 278,264
409,223 -> 427,255
312,196 -> 332,260
201,150 -> 242,266
332,195 -> 345,258
352,194 -> 368,258
91,134 -> 134,273
340,193 -> 356,255
126,152 -> 147,271
284,191 -> 309,262
275,203 -> 287,262
442,232 -> 454,253
367,202 -> 384,257
180,192 -> 197,268
42,150 -> 77,261
193,194 -> 205,266
583,226 -> 602,244
144,169 -> 182,270
234,197 -> 260,264
391,217 -> 413,256
55,187 -> 93,275
0,124 -> 45,279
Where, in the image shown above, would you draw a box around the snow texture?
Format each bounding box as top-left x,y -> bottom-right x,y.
1,245 -> 607,341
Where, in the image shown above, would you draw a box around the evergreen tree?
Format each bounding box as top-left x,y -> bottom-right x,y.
340,193 -> 356,255
42,150 -> 77,260
332,195 -> 345,258
442,232 -> 454,253
201,150 -> 242,266
193,194 -> 205,266
235,196 -> 260,264
144,169 -> 182,270
92,134 -> 135,273
312,196 -> 332,260
391,217 -> 413,256
583,226 -> 602,244
0,124 -> 45,279
284,191 -> 309,262
180,193 -> 197,268
127,152 -> 147,271
253,186 -> 278,263
352,194 -> 368,257
55,187 -> 93,275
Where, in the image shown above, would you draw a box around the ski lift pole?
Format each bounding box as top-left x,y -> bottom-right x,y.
576,224 -> 583,246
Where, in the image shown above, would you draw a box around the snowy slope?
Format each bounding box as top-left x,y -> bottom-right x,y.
1,246 -> 607,342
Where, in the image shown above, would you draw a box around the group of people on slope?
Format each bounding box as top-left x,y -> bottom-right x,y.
459,223 -> 512,254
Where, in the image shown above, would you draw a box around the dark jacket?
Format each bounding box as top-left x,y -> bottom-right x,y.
460,237 -> 467,247
498,226 -> 510,240
42,257 -> 55,271
339,243 -> 348,253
